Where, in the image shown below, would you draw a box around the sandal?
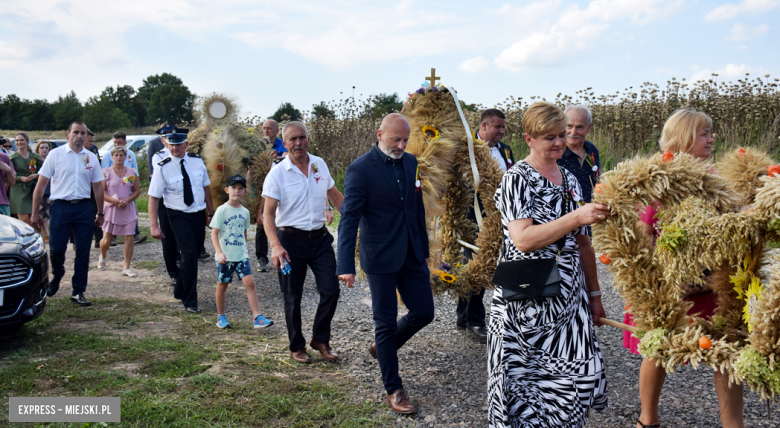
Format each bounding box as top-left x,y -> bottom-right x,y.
637,418 -> 661,428
122,269 -> 138,278
97,258 -> 107,271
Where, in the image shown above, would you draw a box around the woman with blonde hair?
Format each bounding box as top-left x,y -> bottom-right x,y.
33,140 -> 53,242
489,102 -> 610,427
626,107 -> 743,428
9,133 -> 44,228
97,146 -> 140,277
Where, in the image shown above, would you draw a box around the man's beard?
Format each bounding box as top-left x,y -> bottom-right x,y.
379,143 -> 403,160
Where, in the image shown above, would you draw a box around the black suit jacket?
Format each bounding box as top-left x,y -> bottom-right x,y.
337,148 -> 428,275
496,141 -> 515,169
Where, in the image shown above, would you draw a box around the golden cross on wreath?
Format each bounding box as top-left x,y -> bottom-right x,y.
425,68 -> 440,86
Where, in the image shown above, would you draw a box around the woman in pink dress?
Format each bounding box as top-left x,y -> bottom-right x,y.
98,146 -> 141,277
627,108 -> 743,428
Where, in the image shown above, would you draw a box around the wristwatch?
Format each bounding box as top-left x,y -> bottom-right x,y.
97,212 -> 104,217
326,206 -> 333,211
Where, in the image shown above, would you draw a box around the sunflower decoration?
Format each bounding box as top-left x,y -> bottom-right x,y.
421,125 -> 440,140
731,253 -> 765,333
430,268 -> 456,284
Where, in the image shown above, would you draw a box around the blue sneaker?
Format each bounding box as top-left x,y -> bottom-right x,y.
216,315 -> 231,329
253,314 -> 274,329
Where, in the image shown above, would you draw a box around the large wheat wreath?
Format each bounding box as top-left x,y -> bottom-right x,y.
592,148 -> 780,399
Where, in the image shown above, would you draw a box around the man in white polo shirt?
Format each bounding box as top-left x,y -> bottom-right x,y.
32,121 -> 105,306
262,121 -> 344,364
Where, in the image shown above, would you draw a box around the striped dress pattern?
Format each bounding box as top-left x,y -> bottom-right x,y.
488,160 -> 608,428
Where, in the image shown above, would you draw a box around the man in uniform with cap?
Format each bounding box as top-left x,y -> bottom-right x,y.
148,125 -> 180,285
148,127 -> 214,313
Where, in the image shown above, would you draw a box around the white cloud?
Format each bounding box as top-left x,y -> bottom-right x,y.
705,0 -> 780,21
494,0 -> 684,72
725,23 -> 769,41
690,63 -> 767,82
458,56 -> 490,73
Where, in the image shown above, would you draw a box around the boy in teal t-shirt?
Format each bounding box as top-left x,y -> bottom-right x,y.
209,175 -> 273,329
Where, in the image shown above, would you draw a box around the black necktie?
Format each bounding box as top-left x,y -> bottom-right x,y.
181,159 -> 194,206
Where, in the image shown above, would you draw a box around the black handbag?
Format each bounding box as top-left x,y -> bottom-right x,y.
492,166 -> 574,301
493,257 -> 562,300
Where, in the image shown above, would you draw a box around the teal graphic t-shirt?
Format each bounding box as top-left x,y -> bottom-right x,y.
209,203 -> 251,262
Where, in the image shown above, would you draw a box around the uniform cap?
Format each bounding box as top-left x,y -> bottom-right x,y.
163,127 -> 189,144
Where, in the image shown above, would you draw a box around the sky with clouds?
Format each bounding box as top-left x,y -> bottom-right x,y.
1,0 -> 778,120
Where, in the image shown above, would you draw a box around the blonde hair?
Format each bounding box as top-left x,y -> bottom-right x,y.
523,102 -> 566,138
659,108 -> 713,154
110,146 -> 128,156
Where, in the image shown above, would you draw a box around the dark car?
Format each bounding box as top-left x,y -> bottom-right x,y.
0,216 -> 48,332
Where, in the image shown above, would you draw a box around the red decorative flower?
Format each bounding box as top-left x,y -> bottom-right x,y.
217,164 -> 224,171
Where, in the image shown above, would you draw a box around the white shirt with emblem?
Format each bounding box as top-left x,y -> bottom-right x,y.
151,148 -> 170,165
148,154 -> 210,213
262,153 -> 334,231
39,144 -> 104,201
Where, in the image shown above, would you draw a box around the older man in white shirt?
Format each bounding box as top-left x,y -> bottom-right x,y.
262,121 -> 344,364
32,121 -> 105,306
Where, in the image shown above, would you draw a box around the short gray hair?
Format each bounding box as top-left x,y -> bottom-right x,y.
564,104 -> 592,125
110,146 -> 128,156
282,121 -> 308,140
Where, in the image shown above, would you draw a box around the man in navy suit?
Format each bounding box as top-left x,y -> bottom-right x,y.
337,113 -> 434,415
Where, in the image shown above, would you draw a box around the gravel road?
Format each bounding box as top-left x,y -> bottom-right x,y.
82,224 -> 780,427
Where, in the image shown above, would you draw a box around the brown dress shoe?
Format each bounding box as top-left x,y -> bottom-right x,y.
386,389 -> 415,414
368,341 -> 378,359
290,348 -> 311,364
310,340 -> 339,361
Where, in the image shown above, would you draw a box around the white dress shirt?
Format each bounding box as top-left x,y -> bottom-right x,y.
39,144 -> 104,201
148,154 -> 210,213
489,146 -> 508,172
262,153 -> 334,231
151,148 -> 170,171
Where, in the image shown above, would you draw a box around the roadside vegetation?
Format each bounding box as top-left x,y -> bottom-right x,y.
0,298 -> 388,427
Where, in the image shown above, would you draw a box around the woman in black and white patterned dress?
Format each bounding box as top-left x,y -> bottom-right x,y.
488,102 -> 611,427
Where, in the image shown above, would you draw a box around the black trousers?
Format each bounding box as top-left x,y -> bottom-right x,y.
276,228 -> 340,352
158,198 -> 180,279
168,209 -> 205,308
366,240 -> 435,394
456,247 -> 486,328
255,224 -> 268,260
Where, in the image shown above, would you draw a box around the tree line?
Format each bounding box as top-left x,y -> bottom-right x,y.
0,73 -> 195,132
2,72 -> 476,133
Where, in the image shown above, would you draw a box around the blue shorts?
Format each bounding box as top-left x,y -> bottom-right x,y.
0,205 -> 9,216
216,258 -> 253,284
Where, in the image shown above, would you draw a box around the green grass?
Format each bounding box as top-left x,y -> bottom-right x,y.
0,298 -> 389,427
133,260 -> 161,270
329,211 -> 341,229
